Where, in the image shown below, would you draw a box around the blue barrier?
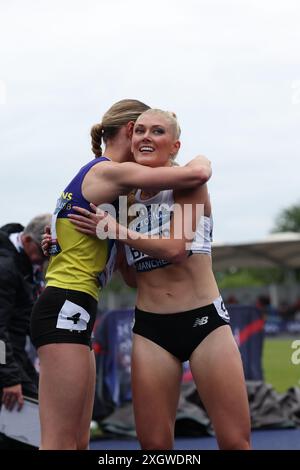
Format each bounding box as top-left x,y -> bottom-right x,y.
265,317 -> 300,336
93,309 -> 134,415
229,305 -> 264,381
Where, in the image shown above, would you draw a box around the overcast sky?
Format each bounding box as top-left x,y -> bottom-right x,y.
0,0 -> 299,243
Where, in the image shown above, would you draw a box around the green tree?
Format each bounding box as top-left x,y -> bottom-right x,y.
272,203 -> 300,233
215,267 -> 283,289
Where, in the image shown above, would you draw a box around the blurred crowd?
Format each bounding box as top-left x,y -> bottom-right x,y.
225,294 -> 300,321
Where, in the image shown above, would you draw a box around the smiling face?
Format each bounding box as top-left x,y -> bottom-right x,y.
131,110 -> 180,168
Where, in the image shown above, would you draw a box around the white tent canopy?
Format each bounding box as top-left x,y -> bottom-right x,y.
212,232 -> 300,271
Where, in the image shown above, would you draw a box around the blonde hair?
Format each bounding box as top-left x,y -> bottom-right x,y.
136,108 -> 181,164
137,108 -> 181,140
91,99 -> 150,157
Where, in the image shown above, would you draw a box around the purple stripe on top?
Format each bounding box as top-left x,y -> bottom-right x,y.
56,156 -> 110,219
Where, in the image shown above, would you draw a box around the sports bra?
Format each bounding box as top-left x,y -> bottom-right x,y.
125,189 -> 213,272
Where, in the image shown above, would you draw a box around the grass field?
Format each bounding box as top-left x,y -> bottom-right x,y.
263,337 -> 300,392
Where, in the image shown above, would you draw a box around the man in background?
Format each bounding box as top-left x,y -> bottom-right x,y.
0,214 -> 51,449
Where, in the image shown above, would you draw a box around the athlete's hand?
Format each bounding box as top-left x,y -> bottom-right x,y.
69,203 -> 119,239
94,205 -> 119,240
186,155 -> 212,183
41,226 -> 52,257
2,384 -> 24,411
68,204 -> 100,237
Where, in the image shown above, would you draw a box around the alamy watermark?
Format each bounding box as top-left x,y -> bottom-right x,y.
0,339 -> 6,364
291,339 -> 300,365
94,196 -> 206,250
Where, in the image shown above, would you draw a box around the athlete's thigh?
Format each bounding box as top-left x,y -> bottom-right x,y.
38,343 -> 93,448
131,334 -> 182,438
189,326 -> 250,444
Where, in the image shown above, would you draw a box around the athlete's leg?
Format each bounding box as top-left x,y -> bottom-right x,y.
38,343 -> 93,450
76,349 -> 96,450
131,334 -> 182,450
189,326 -> 251,450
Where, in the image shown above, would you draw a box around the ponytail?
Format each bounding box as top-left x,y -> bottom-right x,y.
90,123 -> 103,158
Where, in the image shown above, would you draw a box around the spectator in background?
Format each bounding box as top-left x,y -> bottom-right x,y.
278,299 -> 300,321
255,295 -> 271,318
292,298 -> 300,320
226,295 -> 239,305
255,295 -> 280,322
0,214 -> 51,449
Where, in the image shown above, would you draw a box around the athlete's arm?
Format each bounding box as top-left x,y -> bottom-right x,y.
110,185 -> 207,263
83,155 -> 211,204
69,182 -> 208,262
68,203 -> 186,262
104,155 -> 211,191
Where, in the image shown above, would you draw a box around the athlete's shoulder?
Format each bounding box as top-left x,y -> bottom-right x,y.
82,158 -> 115,181
92,161 -> 143,183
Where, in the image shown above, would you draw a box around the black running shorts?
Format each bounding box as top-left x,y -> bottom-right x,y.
30,287 -> 97,349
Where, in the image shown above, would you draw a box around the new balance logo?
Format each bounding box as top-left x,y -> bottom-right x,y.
193,316 -> 208,327
66,312 -> 81,324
